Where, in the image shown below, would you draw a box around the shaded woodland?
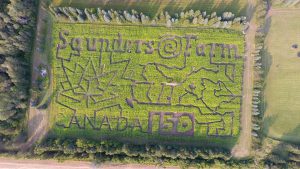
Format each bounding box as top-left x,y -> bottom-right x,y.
0,0 -> 37,144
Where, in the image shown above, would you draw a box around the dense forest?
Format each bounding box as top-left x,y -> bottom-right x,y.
0,0 -> 37,144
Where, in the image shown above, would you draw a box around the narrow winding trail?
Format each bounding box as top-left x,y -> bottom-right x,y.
21,0 -> 50,151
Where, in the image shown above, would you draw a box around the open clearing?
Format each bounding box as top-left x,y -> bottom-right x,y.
264,8 -> 300,143
49,22 -> 245,148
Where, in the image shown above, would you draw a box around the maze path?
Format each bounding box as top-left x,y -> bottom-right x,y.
52,26 -> 244,140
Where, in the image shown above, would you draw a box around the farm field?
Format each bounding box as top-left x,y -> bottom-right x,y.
2,0 -> 300,168
49,22 -> 245,148
264,8 -> 300,143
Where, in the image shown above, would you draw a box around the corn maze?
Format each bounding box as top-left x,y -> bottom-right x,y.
50,22 -> 244,145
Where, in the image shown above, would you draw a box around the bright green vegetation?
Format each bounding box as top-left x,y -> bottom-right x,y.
49,22 -> 244,148
264,10 -> 300,143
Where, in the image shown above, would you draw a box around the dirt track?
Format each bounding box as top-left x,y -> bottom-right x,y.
231,0 -> 257,158
24,0 -> 49,150
0,158 -> 175,169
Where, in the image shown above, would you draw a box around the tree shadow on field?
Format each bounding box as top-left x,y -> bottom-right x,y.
263,125 -> 300,167
280,124 -> 300,144
163,0 -> 248,16
260,17 -> 272,138
263,16 -> 272,36
59,0 -> 162,18
163,0 -> 216,16
257,17 -> 272,79
57,0 -> 248,17
246,4 -> 256,21
214,0 -> 247,16
261,47 -> 272,78
262,113 -> 278,137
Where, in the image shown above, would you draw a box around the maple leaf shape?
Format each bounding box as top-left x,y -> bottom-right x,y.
59,57 -> 118,108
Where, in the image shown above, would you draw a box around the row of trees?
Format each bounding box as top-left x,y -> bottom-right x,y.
33,137 -> 255,168
49,7 -> 247,29
263,140 -> 300,167
251,0 -> 270,149
0,0 -> 37,144
34,138 -> 231,160
34,136 -> 299,168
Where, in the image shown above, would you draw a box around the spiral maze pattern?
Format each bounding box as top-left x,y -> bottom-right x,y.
157,35 -> 182,59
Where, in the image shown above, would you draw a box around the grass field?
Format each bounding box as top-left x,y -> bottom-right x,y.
52,0 -> 248,17
264,9 -> 300,143
49,22 -> 245,148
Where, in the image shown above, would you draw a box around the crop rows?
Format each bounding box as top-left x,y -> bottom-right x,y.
50,23 -> 244,145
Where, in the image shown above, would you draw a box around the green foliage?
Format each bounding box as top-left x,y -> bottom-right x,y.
251,0 -> 268,150
35,137 -> 233,161
31,137 -> 262,168
49,7 -> 247,30
0,0 -> 37,143
50,22 -> 244,148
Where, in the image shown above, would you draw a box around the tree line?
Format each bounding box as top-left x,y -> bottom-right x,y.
33,137 -> 255,168
0,0 -> 37,145
50,7 -> 247,30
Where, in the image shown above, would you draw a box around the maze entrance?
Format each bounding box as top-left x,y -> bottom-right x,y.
51,24 -> 244,143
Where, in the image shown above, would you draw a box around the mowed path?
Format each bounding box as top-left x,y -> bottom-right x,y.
231,0 -> 257,158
